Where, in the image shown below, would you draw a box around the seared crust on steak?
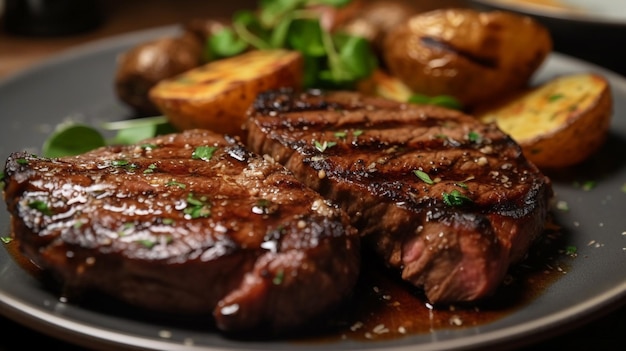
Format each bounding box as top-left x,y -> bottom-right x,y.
247,89 -> 553,304
2,129 -> 360,332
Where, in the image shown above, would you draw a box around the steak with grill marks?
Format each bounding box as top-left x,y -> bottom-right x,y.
2,129 -> 360,333
246,89 -> 554,304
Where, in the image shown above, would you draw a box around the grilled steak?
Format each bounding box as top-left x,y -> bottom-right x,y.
246,89 -> 553,304
2,129 -> 360,333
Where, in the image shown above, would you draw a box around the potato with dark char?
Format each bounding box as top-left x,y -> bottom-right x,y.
382,8 -> 552,109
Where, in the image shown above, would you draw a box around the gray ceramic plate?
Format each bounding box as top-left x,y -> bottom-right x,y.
1,26 -> 625,351
469,0 -> 626,26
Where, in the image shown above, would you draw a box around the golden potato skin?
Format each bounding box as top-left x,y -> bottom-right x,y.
382,8 -> 552,108
477,73 -> 612,168
149,49 -> 303,139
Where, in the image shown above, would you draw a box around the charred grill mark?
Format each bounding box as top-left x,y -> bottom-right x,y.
420,36 -> 498,69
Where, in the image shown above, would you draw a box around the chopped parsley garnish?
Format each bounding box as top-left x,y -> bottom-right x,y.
272,269 -> 285,285
253,198 -> 278,215
136,239 -> 157,249
565,245 -> 577,256
467,131 -> 482,143
442,189 -> 473,207
192,146 -> 218,161
334,131 -> 347,139
144,163 -> 158,174
162,218 -> 175,225
314,140 -> 337,152
28,200 -> 53,215
574,180 -> 597,191
413,170 -> 434,185
183,193 -> 212,219
408,93 -> 462,110
548,93 -> 564,102
166,180 -> 186,189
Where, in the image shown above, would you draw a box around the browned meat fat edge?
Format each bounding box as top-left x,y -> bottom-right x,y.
246,89 -> 553,304
2,129 -> 360,333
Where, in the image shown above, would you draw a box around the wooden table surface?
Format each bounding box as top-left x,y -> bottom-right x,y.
0,0 -> 624,350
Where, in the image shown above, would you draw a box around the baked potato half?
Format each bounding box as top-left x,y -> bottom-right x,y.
382,8 -> 552,109
149,49 -> 303,139
476,73 -> 612,168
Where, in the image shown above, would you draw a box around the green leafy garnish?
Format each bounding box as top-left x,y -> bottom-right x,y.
28,200 -> 53,215
565,245 -> 577,256
192,146 -> 218,161
314,140 -> 337,152
42,123 -> 107,158
408,94 -> 463,110
183,193 -> 212,219
272,269 -> 285,285
41,116 -> 174,158
574,180 -> 597,191
136,239 -> 157,249
467,131 -> 482,143
206,0 -> 377,89
1,237 -> 13,244
166,180 -> 187,189
103,115 -> 174,145
413,170 -> 434,185
442,189 -> 473,207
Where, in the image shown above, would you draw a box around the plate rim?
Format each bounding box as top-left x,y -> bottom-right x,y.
1,24 -> 625,351
469,0 -> 626,27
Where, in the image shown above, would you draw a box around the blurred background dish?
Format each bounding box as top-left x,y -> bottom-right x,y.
469,0 -> 626,76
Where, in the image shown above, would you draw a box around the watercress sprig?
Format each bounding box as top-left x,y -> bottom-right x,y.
207,0 -> 377,89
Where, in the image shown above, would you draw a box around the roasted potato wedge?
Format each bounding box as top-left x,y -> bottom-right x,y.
476,73 -> 612,168
382,8 -> 552,109
149,49 -> 303,139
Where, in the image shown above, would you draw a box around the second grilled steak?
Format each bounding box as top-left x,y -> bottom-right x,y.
247,89 -> 554,304
2,129 -> 360,333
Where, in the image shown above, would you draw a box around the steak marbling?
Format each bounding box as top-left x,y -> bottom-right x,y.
246,89 -> 554,304
2,129 -> 360,333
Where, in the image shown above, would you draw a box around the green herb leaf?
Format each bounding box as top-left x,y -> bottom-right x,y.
28,200 -> 53,215
183,193 -> 212,219
192,146 -> 218,161
467,131 -> 482,143
42,123 -> 106,158
314,140 -> 337,152
413,170 -> 434,185
408,94 -> 463,110
1,236 -> 13,244
207,27 -> 249,59
136,239 -> 157,249
565,245 -> 577,256
272,268 -> 285,285
166,180 -> 187,189
102,115 -> 174,145
442,189 -> 473,207
207,0 -> 377,89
